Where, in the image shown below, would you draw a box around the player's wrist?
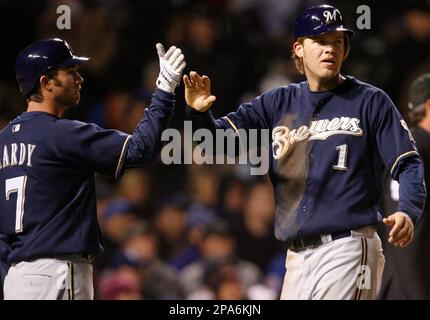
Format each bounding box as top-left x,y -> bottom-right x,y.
396,208 -> 417,225
156,77 -> 176,93
157,81 -> 175,93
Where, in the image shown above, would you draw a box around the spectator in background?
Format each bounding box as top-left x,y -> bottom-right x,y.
187,166 -> 220,227
232,179 -> 283,271
154,195 -> 190,262
198,258 -> 248,300
180,3 -> 246,116
100,199 -> 139,245
180,220 -> 261,299
217,175 -> 248,225
98,255 -> 143,300
116,169 -> 153,217
95,199 -> 139,271
103,221 -> 184,299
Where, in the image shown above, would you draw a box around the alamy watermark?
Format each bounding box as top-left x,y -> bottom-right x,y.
56,4 -> 371,31
56,5 -> 71,30
356,5 -> 371,30
160,121 -> 270,175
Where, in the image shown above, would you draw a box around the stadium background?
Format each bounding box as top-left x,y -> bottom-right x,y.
0,0 -> 430,299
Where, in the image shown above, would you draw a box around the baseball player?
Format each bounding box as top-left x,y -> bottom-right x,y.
183,4 -> 426,299
0,38 -> 186,299
378,73 -> 430,299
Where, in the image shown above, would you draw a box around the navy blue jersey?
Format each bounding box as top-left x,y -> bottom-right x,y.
0,89 -> 174,271
187,76 -> 426,241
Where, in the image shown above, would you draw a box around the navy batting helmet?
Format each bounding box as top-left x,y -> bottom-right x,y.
15,38 -> 89,97
294,5 -> 354,58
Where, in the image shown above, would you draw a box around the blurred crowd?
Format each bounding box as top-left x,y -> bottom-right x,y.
1,0 -> 430,299
93,166 -> 283,299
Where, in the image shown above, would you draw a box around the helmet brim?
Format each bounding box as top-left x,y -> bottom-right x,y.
333,27 -> 355,35
295,26 -> 355,39
59,55 -> 90,67
306,27 -> 355,38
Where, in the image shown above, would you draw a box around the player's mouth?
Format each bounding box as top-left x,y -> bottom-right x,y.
321,58 -> 336,66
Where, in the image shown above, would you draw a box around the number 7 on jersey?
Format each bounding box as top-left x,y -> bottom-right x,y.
5,175 -> 27,233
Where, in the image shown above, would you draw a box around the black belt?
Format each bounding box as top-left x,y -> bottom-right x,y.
287,230 -> 351,251
52,253 -> 95,263
11,253 -> 95,266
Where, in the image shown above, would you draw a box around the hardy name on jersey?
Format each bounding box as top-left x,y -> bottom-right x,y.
0,143 -> 36,170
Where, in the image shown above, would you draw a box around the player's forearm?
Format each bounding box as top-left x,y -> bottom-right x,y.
185,105 -> 221,132
184,105 -> 244,156
124,89 -> 175,165
397,155 -> 426,224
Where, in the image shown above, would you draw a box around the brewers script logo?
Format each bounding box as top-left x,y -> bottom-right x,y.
272,117 -> 364,159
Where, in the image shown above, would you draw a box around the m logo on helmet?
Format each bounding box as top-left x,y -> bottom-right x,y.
323,9 -> 342,24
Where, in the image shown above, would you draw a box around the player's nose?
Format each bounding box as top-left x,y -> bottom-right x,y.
323,45 -> 337,57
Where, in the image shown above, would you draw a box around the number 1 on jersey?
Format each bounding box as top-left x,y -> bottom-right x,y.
5,175 -> 27,233
333,144 -> 348,171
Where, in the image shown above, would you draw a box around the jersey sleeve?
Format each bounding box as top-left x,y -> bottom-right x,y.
372,90 -> 426,222
372,91 -> 419,176
124,89 -> 175,168
186,88 -> 279,132
397,156 -> 426,224
51,119 -> 131,179
47,89 -> 175,179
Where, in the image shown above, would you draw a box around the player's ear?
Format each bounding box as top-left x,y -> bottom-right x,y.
424,99 -> 430,116
40,75 -> 53,92
293,41 -> 304,58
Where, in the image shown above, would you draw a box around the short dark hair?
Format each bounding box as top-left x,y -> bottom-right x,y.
409,104 -> 426,124
26,68 -> 59,103
409,74 -> 430,107
408,73 -> 430,124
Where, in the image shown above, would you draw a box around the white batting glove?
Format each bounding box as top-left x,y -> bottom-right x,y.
156,43 -> 187,93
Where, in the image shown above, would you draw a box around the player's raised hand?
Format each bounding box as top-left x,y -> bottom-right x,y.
183,71 -> 217,112
383,211 -> 414,247
156,43 -> 187,93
